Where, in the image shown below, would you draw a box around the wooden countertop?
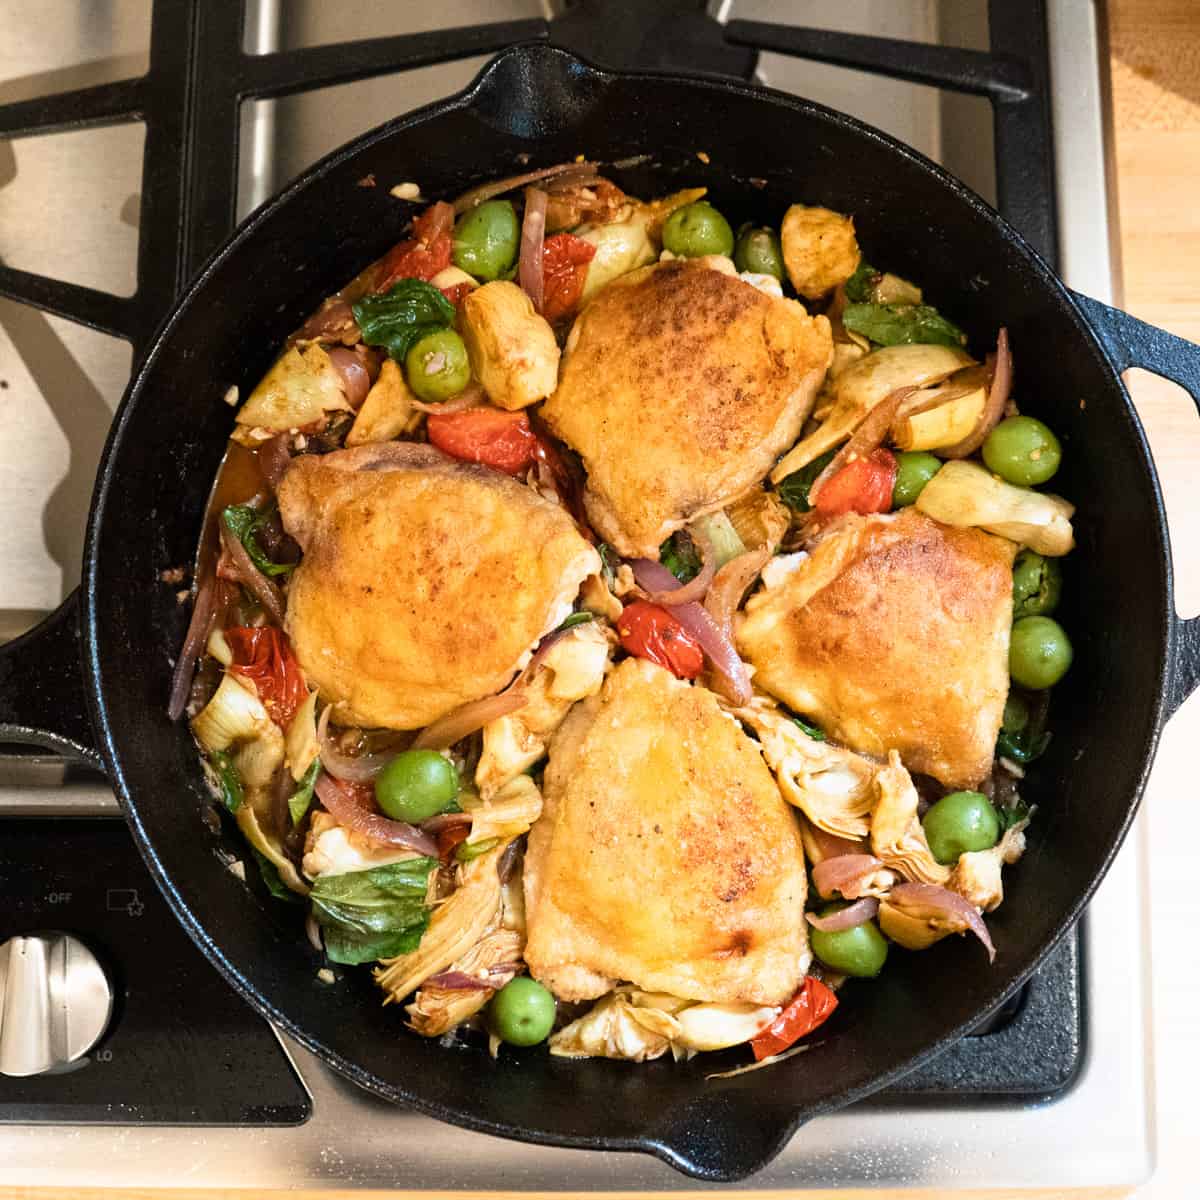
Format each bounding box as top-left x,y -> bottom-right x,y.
5,2 -> 1197,1198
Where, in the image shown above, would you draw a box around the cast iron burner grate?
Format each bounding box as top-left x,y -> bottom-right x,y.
0,0 -> 1079,1115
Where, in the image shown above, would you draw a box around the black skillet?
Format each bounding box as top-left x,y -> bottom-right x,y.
2,46 -> 1199,1182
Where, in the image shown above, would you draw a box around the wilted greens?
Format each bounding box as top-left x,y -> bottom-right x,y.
842,302 -> 966,349
352,279 -> 456,362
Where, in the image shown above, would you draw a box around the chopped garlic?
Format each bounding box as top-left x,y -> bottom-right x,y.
390,182 -> 422,200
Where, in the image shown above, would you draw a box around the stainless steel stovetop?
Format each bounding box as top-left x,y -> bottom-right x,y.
0,1 -> 1155,1190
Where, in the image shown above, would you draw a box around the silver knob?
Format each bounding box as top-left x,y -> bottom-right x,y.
0,933 -> 113,1077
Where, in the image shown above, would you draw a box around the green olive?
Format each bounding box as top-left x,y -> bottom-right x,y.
404,328 -> 471,403
1012,549 -> 1063,619
374,750 -> 459,823
809,906 -> 889,977
733,225 -> 784,278
891,451 -> 942,507
922,791 -> 1001,864
452,199 -> 519,280
1009,615 -> 1073,689
982,416 -> 1062,486
662,201 -> 735,259
488,976 -> 556,1046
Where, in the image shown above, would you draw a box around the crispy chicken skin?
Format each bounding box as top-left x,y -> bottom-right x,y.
278,443 -> 599,730
541,261 -> 833,557
524,658 -> 809,1005
736,509 -> 1015,788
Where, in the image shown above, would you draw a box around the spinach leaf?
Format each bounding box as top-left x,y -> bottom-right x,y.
660,532 -> 701,583
844,260 -> 878,303
793,716 -> 826,742
842,302 -> 966,349
556,611 -> 595,632
352,279 -> 455,362
597,542 -> 618,589
776,449 -> 836,512
310,858 -> 437,965
288,759 -> 321,827
210,750 -> 243,813
222,504 -> 294,577
250,847 -> 303,904
996,727 -> 1051,765
996,799 -> 1032,833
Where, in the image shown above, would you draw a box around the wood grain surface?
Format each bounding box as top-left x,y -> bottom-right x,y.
6,1 -> 1197,1198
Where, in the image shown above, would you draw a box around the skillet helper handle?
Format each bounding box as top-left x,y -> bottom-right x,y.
1072,291 -> 1200,717
0,591 -> 101,768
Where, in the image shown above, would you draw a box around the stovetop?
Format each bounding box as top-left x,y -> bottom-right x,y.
0,0 -> 1154,1190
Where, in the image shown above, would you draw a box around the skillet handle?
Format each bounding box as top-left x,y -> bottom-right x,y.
1071,291 -> 1200,717
0,592 -> 101,768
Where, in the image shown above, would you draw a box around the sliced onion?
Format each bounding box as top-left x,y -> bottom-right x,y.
218,522 -> 285,626
295,297 -> 358,343
317,704 -> 394,783
257,433 -> 292,491
888,882 -> 996,962
939,327 -> 1012,459
806,897 -> 879,932
327,346 -> 371,410
519,187 -> 548,313
630,558 -> 752,704
704,546 -> 771,630
408,382 -> 486,415
453,162 -> 597,214
411,690 -> 527,751
421,199 -> 455,244
314,772 -> 438,856
805,824 -> 864,861
420,811 -> 472,835
168,570 -> 219,721
808,384 -> 919,509
645,529 -> 716,607
305,912 -> 324,952
424,970 -> 502,992
812,854 -> 886,900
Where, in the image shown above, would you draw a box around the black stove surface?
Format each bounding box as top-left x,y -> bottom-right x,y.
0,0 -> 1080,1126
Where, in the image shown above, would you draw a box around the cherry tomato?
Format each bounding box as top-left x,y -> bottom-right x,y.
617,601 -> 704,680
438,281 -> 474,307
426,408 -> 538,475
813,448 -> 897,517
541,232 -> 596,322
750,977 -> 838,1061
224,626 -> 308,727
374,201 -> 454,292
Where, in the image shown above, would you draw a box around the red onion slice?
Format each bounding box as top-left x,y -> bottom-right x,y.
295,297 -> 359,343
411,690 -> 528,751
939,327 -> 1012,459
806,824 -> 865,861
806,897 -> 879,932
327,346 -> 372,411
420,811 -> 473,835
424,970 -> 503,992
408,382 -> 486,415
257,433 -> 293,491
888,882 -> 996,962
167,571 -> 218,721
703,546 -> 771,629
421,200 -> 455,244
453,162 -> 597,214
645,529 -> 716,607
314,772 -> 438,856
316,704 -> 394,783
630,558 -> 752,704
519,187 -> 548,313
812,854 -> 886,901
218,522 -> 285,626
808,384 -> 918,509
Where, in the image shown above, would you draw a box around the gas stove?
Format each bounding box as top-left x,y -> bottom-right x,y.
0,1 -> 1155,1190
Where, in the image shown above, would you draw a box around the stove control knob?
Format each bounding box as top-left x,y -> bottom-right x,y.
0,933 -> 114,1077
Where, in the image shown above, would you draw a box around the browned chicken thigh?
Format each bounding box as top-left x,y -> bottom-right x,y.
541,260 -> 833,557
277,443 -> 599,730
736,508 -> 1016,788
524,658 -> 809,1006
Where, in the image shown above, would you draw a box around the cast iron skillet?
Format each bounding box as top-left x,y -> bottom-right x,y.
3,46 -> 1200,1182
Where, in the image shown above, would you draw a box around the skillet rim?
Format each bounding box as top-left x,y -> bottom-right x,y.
79,42 -> 1173,1177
